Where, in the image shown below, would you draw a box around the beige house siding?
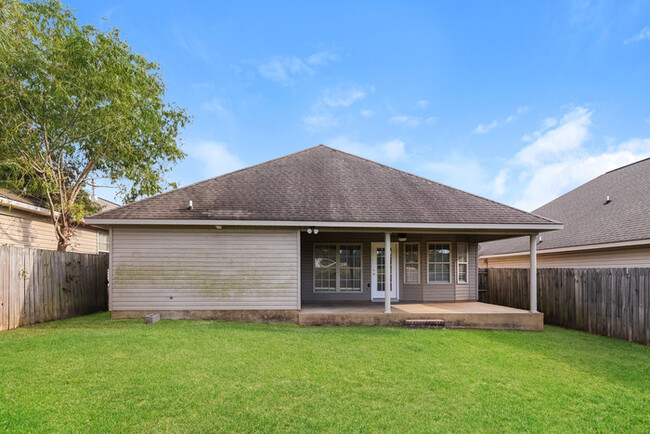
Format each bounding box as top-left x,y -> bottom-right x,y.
300,232 -> 479,303
110,227 -> 300,311
479,245 -> 650,268
0,207 -> 102,254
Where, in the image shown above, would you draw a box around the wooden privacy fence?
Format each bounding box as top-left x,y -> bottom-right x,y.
486,268 -> 650,346
0,245 -> 109,331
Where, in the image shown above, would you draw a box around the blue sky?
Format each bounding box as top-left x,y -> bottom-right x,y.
71,1 -> 650,211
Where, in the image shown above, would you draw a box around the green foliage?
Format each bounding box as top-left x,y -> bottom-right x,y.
0,0 -> 189,249
0,314 -> 649,432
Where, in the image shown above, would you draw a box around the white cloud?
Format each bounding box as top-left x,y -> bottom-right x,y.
201,97 -> 227,114
474,119 -> 500,134
415,100 -> 430,109
513,142 -> 650,211
303,86 -> 368,130
474,106 -> 528,134
172,27 -> 210,63
513,107 -> 591,166
189,141 -> 246,177
327,136 -> 406,162
258,50 -> 339,84
419,153 -> 490,194
258,56 -> 312,84
302,112 -> 339,129
490,169 -> 508,197
390,115 -> 437,128
306,50 -> 339,66
360,109 -> 375,118
322,87 -> 367,107
624,26 -> 650,45
390,115 -> 421,127
382,139 -> 406,160
501,108 -> 650,210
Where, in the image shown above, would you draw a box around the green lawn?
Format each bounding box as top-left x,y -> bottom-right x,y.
1,313 -> 648,432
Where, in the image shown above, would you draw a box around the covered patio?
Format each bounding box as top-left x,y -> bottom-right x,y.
299,301 -> 543,330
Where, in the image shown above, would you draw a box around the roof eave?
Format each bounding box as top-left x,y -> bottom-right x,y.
84,218 -> 563,232
479,237 -> 650,258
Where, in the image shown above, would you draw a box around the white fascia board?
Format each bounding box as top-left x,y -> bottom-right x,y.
480,238 -> 650,258
0,197 -> 97,226
0,197 -> 58,217
84,218 -> 563,231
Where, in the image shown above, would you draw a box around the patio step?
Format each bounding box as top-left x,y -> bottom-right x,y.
405,319 -> 445,329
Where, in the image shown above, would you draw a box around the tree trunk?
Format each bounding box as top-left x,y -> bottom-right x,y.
56,235 -> 69,252
56,219 -> 71,252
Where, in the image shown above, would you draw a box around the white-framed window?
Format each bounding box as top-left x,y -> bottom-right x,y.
314,244 -> 362,292
427,242 -> 451,283
404,242 -> 420,284
97,232 -> 109,253
457,242 -> 468,284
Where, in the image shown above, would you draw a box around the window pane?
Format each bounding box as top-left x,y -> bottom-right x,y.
428,243 -> 451,283
458,263 -> 468,283
457,242 -> 468,263
97,233 -> 109,253
339,245 -> 361,291
315,245 -> 337,292
405,244 -> 419,284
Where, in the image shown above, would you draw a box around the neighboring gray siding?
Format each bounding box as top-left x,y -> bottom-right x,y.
111,227 -> 300,311
301,232 -> 479,303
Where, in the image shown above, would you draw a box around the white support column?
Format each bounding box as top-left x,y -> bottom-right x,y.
529,233 -> 538,313
384,231 -> 391,314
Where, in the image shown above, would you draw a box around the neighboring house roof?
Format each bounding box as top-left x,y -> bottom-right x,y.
94,197 -> 120,212
0,188 -> 48,209
480,157 -> 650,257
0,188 -> 119,219
88,145 -> 558,228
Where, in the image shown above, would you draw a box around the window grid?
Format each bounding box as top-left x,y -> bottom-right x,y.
404,243 -> 420,284
427,243 -> 451,283
314,244 -> 362,293
97,233 -> 109,253
457,242 -> 468,284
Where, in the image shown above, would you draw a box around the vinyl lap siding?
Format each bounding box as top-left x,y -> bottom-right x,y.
480,245 -> 650,269
111,227 -> 300,311
301,233 -> 479,303
0,207 -> 101,253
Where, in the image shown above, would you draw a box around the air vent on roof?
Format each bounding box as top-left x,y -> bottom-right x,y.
187,200 -> 194,211
604,196 -> 611,205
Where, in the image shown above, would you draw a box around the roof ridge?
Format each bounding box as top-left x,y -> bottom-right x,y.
532,156 -> 650,214
96,197 -> 120,206
605,156 -> 650,174
322,145 -> 558,224
91,145 -> 325,217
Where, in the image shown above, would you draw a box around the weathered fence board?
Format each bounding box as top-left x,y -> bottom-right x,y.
0,245 -> 108,331
485,267 -> 650,346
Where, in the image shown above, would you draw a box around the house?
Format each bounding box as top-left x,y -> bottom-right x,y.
86,145 -> 562,326
479,157 -> 650,269
0,188 -> 118,254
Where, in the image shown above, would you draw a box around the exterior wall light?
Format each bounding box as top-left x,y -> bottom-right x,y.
307,227 -> 319,234
398,233 -> 407,241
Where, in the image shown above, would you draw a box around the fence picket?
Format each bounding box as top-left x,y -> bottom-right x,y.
483,267 -> 650,346
0,246 -> 108,331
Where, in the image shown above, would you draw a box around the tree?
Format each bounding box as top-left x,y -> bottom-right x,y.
0,0 -> 190,251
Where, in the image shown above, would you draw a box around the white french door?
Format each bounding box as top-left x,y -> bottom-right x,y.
371,242 -> 399,301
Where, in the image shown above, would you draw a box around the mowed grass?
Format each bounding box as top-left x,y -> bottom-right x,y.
1,313 -> 649,433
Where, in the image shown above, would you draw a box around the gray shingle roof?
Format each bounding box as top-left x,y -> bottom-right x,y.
90,145 -> 558,226
480,157 -> 650,256
1,188 -> 119,215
